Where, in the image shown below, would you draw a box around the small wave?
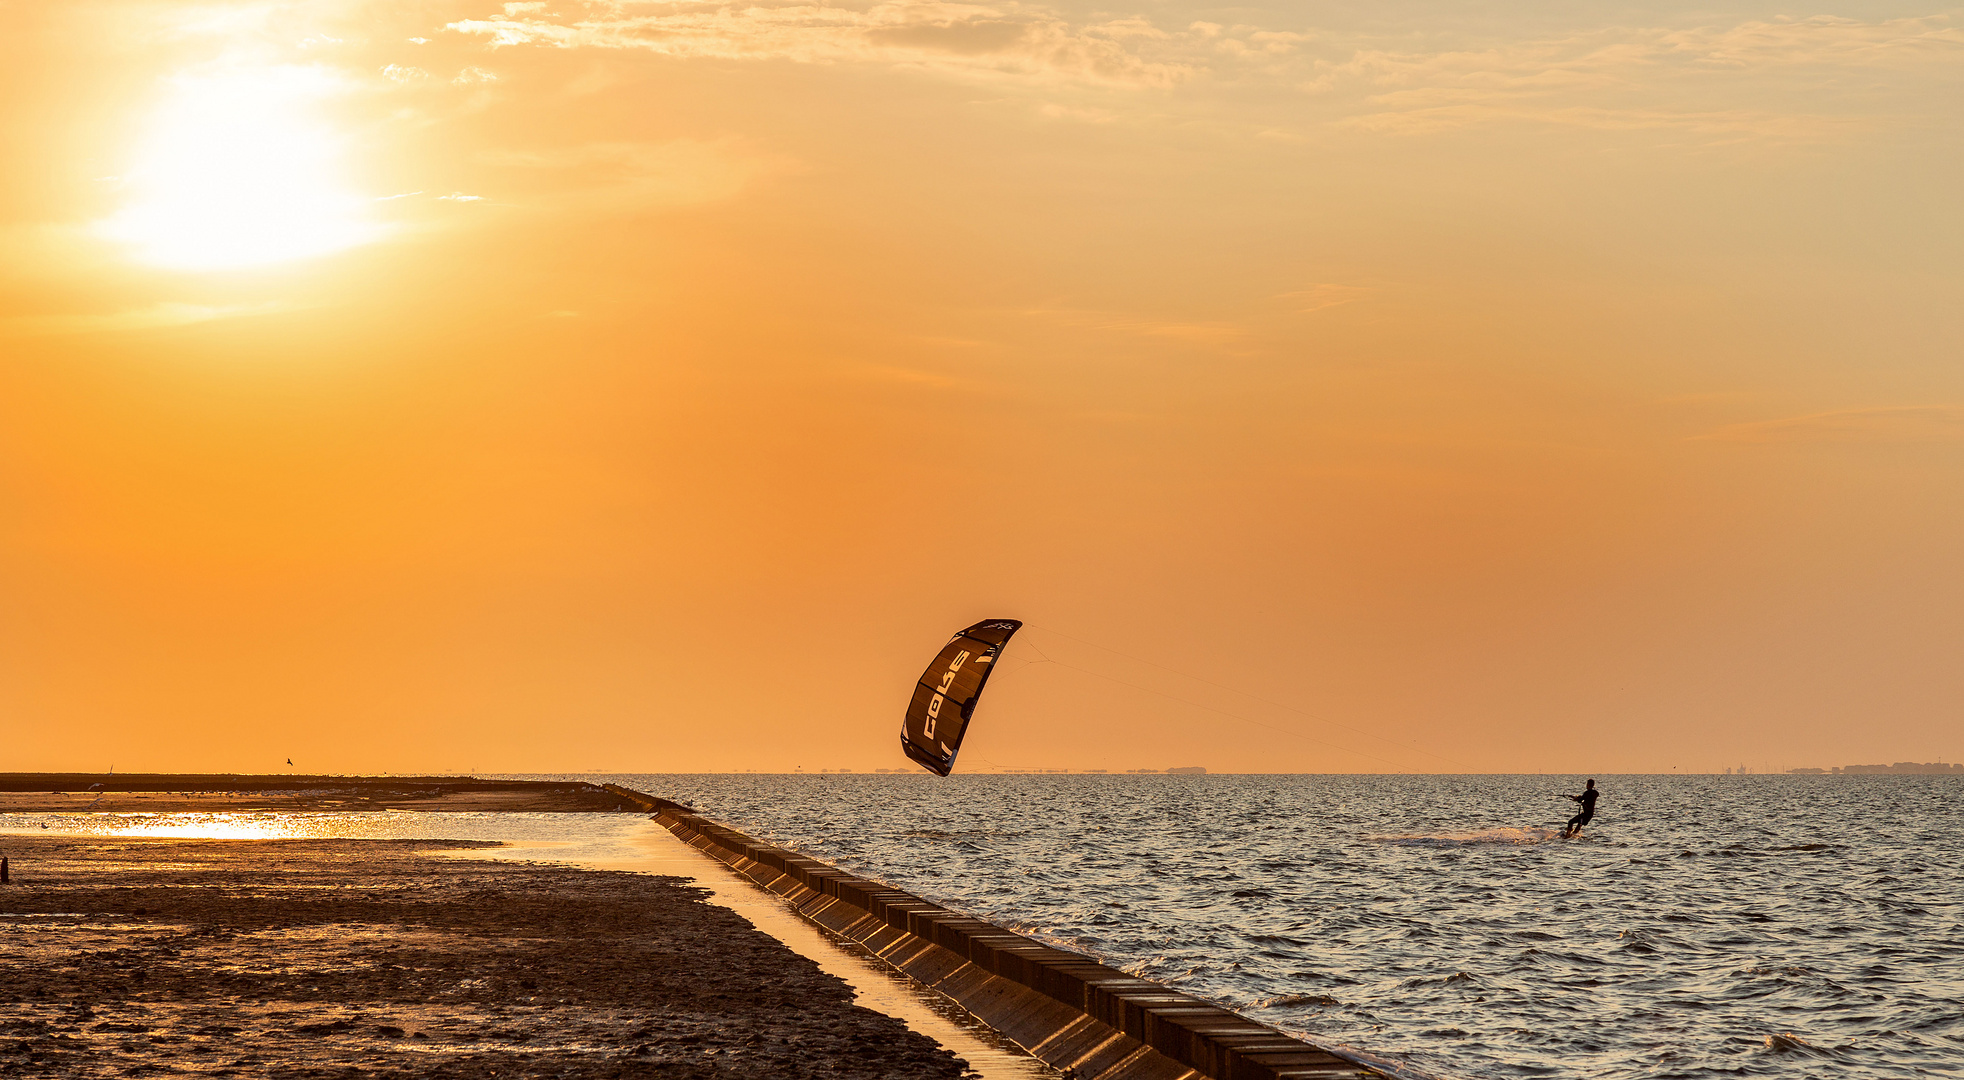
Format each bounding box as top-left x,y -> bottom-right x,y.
1764,1032 -> 1837,1056
1287,1037 -> 1451,1080
1377,827 -> 1562,847
1244,933 -> 1310,946
1400,971 -> 1478,989
899,828 -> 1026,841
1617,930 -> 1658,954
1256,993 -> 1342,1008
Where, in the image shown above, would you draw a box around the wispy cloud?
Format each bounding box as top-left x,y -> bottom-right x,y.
478,138 -> 787,210
844,363 -> 984,391
1024,306 -> 1253,349
1691,406 -> 1964,444
1322,15 -> 1963,138
447,0 -> 1197,86
1283,283 -> 1373,313
4,301 -> 295,336
440,5 -> 1959,139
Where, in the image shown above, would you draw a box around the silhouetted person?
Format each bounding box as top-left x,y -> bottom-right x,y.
1563,779 -> 1598,838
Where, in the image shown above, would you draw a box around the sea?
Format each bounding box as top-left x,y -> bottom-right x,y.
578,772 -> 1961,1080
5,773 -> 1954,1078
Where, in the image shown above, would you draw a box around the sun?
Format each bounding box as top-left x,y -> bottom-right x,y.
99,65 -> 384,271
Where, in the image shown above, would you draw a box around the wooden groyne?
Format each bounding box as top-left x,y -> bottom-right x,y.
647,801 -> 1390,1080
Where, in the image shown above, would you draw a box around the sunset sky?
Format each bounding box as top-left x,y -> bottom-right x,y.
2,1 -> 1959,774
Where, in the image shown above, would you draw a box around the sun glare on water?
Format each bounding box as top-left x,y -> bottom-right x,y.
99,66 -> 383,271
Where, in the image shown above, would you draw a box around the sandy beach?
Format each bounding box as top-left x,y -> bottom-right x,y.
0,832 -> 973,1079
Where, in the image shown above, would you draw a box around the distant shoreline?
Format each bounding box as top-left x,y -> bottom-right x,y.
0,773 -> 639,813
1783,762 -> 1962,775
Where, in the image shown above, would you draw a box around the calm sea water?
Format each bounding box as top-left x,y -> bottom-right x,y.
572,773 -> 1961,1080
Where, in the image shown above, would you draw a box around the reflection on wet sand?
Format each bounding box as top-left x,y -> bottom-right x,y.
0,811 -> 1057,1080
0,826 -> 973,1080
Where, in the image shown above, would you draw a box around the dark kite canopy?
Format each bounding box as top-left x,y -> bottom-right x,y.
900,619 -> 1022,775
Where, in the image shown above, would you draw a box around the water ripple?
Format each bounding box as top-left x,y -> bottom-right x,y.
593,773 -> 1962,1080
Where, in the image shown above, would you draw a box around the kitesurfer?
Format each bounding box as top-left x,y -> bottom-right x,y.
1562,779 -> 1598,838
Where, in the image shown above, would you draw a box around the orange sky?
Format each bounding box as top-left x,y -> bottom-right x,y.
2,1 -> 1959,774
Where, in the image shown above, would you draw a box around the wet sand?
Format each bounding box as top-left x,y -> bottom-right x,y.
0,834 -> 973,1079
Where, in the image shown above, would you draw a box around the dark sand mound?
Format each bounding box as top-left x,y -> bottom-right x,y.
0,835 -> 971,1079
